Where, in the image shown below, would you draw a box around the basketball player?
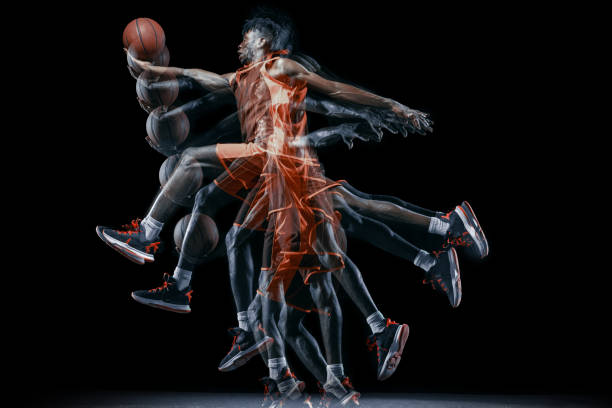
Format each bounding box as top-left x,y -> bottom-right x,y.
98,11 -> 487,400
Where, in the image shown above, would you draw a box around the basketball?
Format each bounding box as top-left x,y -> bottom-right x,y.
122,18 -> 166,60
127,46 -> 170,76
159,154 -> 203,208
146,107 -> 190,148
159,154 -> 181,186
173,214 -> 219,259
136,70 -> 179,109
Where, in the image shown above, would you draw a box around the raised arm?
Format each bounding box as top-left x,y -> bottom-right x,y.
274,58 -> 432,133
127,51 -> 234,93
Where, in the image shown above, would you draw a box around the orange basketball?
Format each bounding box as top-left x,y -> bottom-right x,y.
122,18 -> 166,60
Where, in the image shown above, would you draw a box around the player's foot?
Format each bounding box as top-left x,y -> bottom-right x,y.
317,381 -> 332,408
322,376 -> 360,407
260,377 -> 280,408
96,225 -> 144,264
99,218 -> 161,263
278,368 -> 306,400
131,273 -> 192,313
441,201 -> 489,259
424,248 -> 462,308
260,370 -> 306,408
218,328 -> 273,372
366,319 -> 410,381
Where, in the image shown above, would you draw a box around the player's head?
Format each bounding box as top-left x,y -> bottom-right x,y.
239,7 -> 296,63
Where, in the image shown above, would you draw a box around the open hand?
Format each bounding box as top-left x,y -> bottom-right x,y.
389,102 -> 433,135
124,48 -> 152,71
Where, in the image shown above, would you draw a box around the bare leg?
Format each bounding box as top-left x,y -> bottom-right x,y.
336,184 -> 431,230
338,180 -> 440,217
308,272 -> 343,365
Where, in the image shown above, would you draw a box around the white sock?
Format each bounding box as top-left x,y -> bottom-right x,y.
414,250 -> 436,272
141,215 -> 164,241
237,311 -> 250,332
173,267 -> 192,291
326,364 -> 344,383
268,357 -> 287,380
366,311 -> 387,334
428,216 -> 449,236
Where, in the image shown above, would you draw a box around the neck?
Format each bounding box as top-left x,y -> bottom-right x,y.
252,48 -> 271,63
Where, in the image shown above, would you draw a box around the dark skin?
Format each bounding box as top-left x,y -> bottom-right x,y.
128,29 -> 432,133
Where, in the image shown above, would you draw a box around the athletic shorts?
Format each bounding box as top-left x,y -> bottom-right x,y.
213,142 -> 266,200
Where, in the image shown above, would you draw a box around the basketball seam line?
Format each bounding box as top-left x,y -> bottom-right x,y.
135,19 -> 149,55
145,19 -> 159,54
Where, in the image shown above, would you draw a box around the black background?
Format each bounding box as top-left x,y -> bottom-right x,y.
15,0 -> 608,404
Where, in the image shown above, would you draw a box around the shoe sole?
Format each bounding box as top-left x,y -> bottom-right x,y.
96,226 -> 144,265
285,379 -> 306,400
218,336 -> 274,372
448,248 -> 462,308
131,292 -> 191,313
338,390 -> 360,406
461,201 -> 489,258
102,230 -> 155,263
377,323 -> 410,381
454,203 -> 488,259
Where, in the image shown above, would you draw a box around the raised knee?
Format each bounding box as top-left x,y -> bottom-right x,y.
179,147 -> 198,168
193,183 -> 215,210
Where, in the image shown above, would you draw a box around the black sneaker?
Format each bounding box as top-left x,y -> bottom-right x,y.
96,226 -> 144,264
99,219 -> 161,263
131,273 -> 192,313
260,377 -> 280,408
276,367 -> 306,401
317,381 -> 332,408
322,376 -> 360,407
366,319 -> 410,381
218,327 -> 273,372
261,371 -> 306,408
441,201 -> 489,259
424,248 -> 462,308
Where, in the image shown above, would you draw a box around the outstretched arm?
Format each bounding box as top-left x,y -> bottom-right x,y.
275,58 -> 432,133
290,122 -> 375,149
127,51 -> 234,93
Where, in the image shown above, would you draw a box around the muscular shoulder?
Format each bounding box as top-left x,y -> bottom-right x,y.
269,57 -> 309,79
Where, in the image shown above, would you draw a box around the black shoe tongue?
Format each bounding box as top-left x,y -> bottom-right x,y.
227,327 -> 242,336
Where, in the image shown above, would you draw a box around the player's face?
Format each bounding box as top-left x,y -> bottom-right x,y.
238,30 -> 263,64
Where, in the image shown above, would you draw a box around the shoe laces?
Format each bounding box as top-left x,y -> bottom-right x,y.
118,218 -> 142,235
226,328 -> 243,353
148,273 -> 172,293
442,231 -> 472,249
366,335 -> 388,363
341,377 -> 354,390
422,275 -> 447,293
145,241 -> 161,253
283,368 -> 297,380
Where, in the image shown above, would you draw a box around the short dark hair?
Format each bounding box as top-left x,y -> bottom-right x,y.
242,7 -> 297,53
